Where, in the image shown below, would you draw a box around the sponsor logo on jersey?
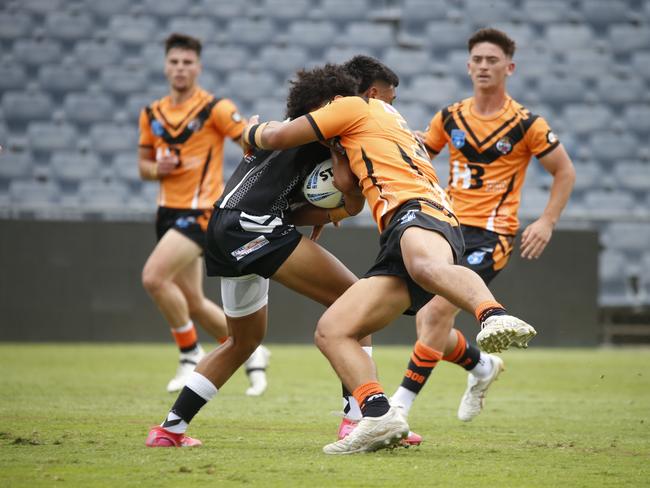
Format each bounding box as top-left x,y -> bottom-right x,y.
547,130 -> 558,144
231,235 -> 270,261
151,119 -> 164,136
399,209 -> 418,225
174,216 -> 197,229
496,136 -> 513,155
188,118 -> 203,132
451,129 -> 466,148
467,250 -> 487,265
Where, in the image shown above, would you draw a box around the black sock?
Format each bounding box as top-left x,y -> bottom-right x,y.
361,393 -> 390,418
162,386 -> 207,428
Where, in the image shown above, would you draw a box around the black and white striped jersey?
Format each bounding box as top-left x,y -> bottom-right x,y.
216,142 -> 330,218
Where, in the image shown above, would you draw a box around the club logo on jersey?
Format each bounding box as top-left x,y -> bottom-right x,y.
151,119 -> 164,136
467,250 -> 487,265
231,111 -> 242,123
496,136 -> 513,155
547,130 -> 558,144
399,209 -> 418,225
187,118 -> 203,132
174,216 -> 196,229
451,129 -> 466,148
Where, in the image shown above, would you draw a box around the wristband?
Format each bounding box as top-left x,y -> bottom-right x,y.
245,122 -> 269,149
151,163 -> 158,179
328,206 -> 351,223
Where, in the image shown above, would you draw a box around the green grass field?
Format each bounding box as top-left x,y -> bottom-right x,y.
1,344 -> 649,487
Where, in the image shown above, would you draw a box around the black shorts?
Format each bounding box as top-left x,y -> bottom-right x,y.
459,225 -> 515,285
155,207 -> 211,249
365,200 -> 465,315
204,208 -> 302,278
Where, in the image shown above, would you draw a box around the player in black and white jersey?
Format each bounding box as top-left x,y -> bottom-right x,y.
146,64 -> 367,448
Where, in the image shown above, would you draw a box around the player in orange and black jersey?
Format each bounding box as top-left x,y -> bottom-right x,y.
390,28 -> 576,426
239,61 -> 536,454
138,33 -> 270,396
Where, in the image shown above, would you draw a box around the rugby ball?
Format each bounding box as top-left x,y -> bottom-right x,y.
302,159 -> 343,209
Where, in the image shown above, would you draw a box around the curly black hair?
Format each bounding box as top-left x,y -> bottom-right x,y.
285,64 -> 359,120
343,55 -> 399,94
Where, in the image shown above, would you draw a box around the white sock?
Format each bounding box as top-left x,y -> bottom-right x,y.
390,386 -> 417,415
342,346 -> 373,421
470,353 -> 494,379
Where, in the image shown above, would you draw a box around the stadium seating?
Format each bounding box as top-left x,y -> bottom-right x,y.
0,0 -> 649,308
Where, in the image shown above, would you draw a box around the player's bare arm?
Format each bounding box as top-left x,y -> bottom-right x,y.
138,146 -> 178,180
244,115 -> 319,151
520,143 -> 576,259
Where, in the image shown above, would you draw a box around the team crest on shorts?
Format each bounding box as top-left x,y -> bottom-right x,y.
467,250 -> 487,265
175,216 -> 196,229
496,136 -> 513,155
451,129 -> 466,148
231,235 -> 269,261
151,119 -> 164,136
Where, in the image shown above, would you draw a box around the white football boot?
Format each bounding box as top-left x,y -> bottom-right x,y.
476,315 -> 537,353
166,345 -> 205,393
457,354 -> 505,421
322,406 -> 409,455
244,345 -> 271,396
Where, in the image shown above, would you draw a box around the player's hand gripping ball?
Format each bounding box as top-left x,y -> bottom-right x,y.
302,159 -> 344,209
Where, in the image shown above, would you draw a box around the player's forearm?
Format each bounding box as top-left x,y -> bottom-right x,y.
138,159 -> 159,180
288,204 -> 331,226
540,165 -> 576,225
342,192 -> 365,217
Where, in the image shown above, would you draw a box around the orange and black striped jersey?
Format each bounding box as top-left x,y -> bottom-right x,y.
423,95 -> 559,235
138,87 -> 245,209
307,96 -> 455,232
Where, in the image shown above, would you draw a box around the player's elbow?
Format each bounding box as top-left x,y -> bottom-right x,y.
264,128 -> 292,150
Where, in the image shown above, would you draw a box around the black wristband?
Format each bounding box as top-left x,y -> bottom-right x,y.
248,124 -> 259,148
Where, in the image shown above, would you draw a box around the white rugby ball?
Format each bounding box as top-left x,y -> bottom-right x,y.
302,159 -> 344,209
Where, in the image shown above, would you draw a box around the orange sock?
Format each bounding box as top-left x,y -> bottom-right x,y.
475,300 -> 506,323
171,321 -> 198,353
443,329 -> 467,363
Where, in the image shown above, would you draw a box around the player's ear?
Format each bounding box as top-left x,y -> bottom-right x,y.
333,95 -> 343,100
506,61 -> 515,76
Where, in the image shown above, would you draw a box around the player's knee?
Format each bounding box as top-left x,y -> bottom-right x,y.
141,265 -> 164,295
314,315 -> 339,352
408,260 -> 448,291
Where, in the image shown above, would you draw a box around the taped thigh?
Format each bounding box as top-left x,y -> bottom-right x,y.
220,274 -> 269,318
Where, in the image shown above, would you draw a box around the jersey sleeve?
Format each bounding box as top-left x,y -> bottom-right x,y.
212,98 -> 246,140
138,109 -> 154,148
305,97 -> 367,141
526,116 -> 560,159
422,110 -> 447,155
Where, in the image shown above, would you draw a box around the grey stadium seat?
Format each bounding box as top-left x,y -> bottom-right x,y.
166,17 -> 215,43
286,21 -> 338,48
142,0 -> 193,17
78,179 -> 130,211
112,152 -> 141,183
259,0 -> 311,20
601,222 -> 650,253
37,63 -> 89,94
89,123 -> 137,155
401,0 -> 452,23
544,23 -> 596,51
2,89 -> 53,122
582,189 -> 636,218
424,21 -> 473,51
561,49 -> 613,79
631,50 -> 650,80
323,46 -> 376,64
613,161 -> 650,192
0,64 -> 27,92
74,40 -> 122,70
12,37 -> 63,68
226,71 -> 277,102
608,23 -> 650,53
44,11 -> 93,41
201,44 -> 249,74
571,162 -> 603,191
623,105 -> 650,134
402,75 -> 460,109
50,150 -> 101,182
596,75 -> 645,105
257,45 -> 308,76
252,98 -> 287,122
0,12 -> 33,41
100,66 -> 148,95
319,0 -> 369,21
21,0 -> 64,15
109,15 -> 157,44
599,250 -> 635,306
579,0 -> 634,25
464,0 -> 517,25
520,0 -> 576,24
383,47 -> 432,77
226,19 -> 276,46
196,0 -> 247,18
9,179 -> 60,207
0,150 -> 33,181
394,103 -> 431,132
63,92 -> 114,124
82,0 -> 132,18
27,122 -> 77,153
490,22 -> 534,46
341,23 -> 393,49
588,131 -> 638,162
514,45 -> 558,78
537,77 -> 586,105
562,104 -> 612,135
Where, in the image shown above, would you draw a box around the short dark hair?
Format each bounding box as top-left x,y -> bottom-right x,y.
165,33 -> 202,56
343,55 -> 399,94
468,28 -> 516,58
285,64 -> 359,120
